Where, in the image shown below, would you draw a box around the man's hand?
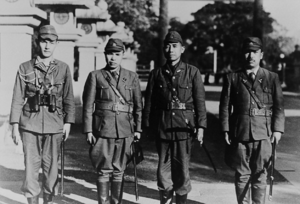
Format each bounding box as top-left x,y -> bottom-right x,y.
197,128 -> 204,144
271,132 -> 281,145
12,124 -> 21,145
63,123 -> 71,141
224,132 -> 231,145
134,132 -> 141,141
86,132 -> 96,146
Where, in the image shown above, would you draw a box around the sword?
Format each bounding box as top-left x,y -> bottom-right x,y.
132,140 -> 139,201
60,134 -> 65,196
201,143 -> 217,173
185,119 -> 217,173
269,138 -> 277,201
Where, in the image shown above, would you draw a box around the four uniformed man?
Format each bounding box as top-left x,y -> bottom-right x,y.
10,25 -> 75,204
143,31 -> 207,204
219,37 -> 285,204
9,26 -> 286,204
82,38 -> 143,204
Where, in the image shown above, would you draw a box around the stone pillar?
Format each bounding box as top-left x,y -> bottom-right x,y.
0,1 -> 46,117
74,47 -> 97,123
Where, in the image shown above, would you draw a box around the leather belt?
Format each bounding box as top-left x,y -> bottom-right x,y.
250,108 -> 272,117
96,102 -> 133,114
234,108 -> 272,117
157,102 -> 194,110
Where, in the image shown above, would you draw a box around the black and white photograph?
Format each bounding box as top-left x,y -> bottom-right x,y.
0,0 -> 299,203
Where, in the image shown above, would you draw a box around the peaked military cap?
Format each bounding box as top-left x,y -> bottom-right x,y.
243,37 -> 262,51
39,25 -> 58,41
164,31 -> 183,44
105,38 -> 125,52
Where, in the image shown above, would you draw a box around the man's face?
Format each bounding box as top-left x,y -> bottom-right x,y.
105,51 -> 124,69
163,42 -> 185,62
244,49 -> 263,69
38,38 -> 58,59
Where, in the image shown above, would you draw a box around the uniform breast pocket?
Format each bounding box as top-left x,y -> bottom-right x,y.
52,79 -> 64,96
124,85 -> 133,102
263,87 -> 273,104
97,85 -> 110,100
178,83 -> 192,100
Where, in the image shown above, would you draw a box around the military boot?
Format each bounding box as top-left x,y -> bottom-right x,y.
96,181 -> 110,204
159,190 -> 174,204
251,186 -> 266,204
43,193 -> 53,204
111,181 -> 123,204
27,196 -> 39,204
176,194 -> 187,204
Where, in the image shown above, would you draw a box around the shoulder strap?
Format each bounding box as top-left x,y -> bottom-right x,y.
240,76 -> 266,109
102,70 -> 127,105
162,69 -> 180,103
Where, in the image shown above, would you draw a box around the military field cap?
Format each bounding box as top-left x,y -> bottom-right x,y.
39,25 -> 58,41
105,38 -> 125,52
243,37 -> 262,51
164,31 -> 183,44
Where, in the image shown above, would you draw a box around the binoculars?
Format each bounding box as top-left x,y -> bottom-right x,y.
32,92 -> 56,112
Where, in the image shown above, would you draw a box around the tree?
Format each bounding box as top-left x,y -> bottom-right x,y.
171,2 -> 291,71
105,0 -> 160,65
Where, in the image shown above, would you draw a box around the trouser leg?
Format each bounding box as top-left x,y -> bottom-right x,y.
234,142 -> 252,204
251,139 -> 271,204
21,131 -> 42,198
42,133 -> 63,201
159,190 -> 174,204
172,139 -> 191,196
157,139 -> 173,193
251,171 -> 268,204
235,173 -> 251,204
234,140 -> 271,204
91,137 -> 132,204
175,194 -> 187,204
27,196 -> 39,204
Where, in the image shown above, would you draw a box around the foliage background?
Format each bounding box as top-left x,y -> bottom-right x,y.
105,1 -> 295,71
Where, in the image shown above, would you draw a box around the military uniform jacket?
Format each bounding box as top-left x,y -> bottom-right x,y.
219,67 -> 285,141
143,61 -> 207,140
10,59 -> 75,134
82,67 -> 142,138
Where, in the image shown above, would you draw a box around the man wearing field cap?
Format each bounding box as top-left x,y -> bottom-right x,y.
219,37 -> 285,204
82,38 -> 142,203
10,25 -> 75,204
143,31 -> 207,204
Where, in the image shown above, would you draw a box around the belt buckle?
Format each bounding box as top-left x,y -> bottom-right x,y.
112,103 -> 119,114
250,108 -> 256,116
171,102 -> 180,109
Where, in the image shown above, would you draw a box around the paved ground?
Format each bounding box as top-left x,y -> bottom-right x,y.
1,84 -> 300,204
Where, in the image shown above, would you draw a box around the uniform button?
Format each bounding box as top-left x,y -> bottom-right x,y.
252,91 -> 255,93
172,76 -> 175,80
252,102 -> 255,104
172,112 -> 175,116
173,88 -> 176,91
